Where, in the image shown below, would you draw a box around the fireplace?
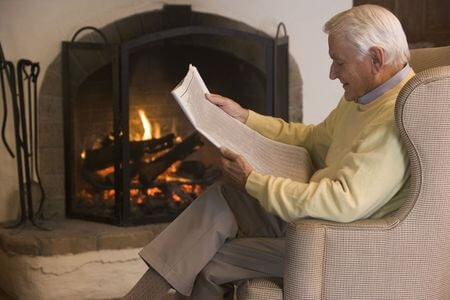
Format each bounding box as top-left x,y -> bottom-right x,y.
61,5 -> 289,226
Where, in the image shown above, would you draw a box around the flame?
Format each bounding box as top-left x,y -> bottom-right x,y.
147,187 -> 163,196
155,160 -> 194,183
96,166 -> 115,178
138,109 -> 152,140
172,191 -> 182,203
81,150 -> 86,159
125,189 -> 145,204
161,175 -> 191,183
181,184 -> 194,193
181,184 -> 201,194
153,122 -> 161,139
169,161 -> 181,172
195,185 -> 202,195
107,189 -> 115,197
103,189 -> 115,201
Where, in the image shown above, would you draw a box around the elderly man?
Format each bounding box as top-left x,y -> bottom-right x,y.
124,4 -> 413,300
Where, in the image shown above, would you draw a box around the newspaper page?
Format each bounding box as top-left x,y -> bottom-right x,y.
171,65 -> 313,183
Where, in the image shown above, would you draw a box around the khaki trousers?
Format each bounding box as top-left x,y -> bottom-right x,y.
139,182 -> 287,299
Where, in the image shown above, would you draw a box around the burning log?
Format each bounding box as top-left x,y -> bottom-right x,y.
139,133 -> 203,186
176,160 -> 205,179
83,134 -> 175,171
81,167 -> 146,190
81,168 -> 112,190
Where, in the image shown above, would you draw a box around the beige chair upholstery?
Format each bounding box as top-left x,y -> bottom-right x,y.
409,45 -> 450,73
237,46 -> 450,299
236,278 -> 283,300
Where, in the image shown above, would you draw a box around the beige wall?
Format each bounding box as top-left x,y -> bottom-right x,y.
0,0 -> 351,222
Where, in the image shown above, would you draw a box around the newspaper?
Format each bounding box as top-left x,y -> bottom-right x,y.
171,65 -> 313,183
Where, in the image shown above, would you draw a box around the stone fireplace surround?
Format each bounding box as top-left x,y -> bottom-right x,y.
44,5 -> 303,220
0,6 -> 303,300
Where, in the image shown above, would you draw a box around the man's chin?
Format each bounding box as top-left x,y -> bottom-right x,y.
344,94 -> 357,102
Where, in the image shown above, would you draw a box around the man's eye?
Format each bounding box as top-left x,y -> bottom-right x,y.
332,60 -> 343,67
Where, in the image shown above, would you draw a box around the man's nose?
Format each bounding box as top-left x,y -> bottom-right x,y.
329,63 -> 337,80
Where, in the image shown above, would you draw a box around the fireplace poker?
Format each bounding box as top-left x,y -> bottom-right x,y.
0,42 -> 14,157
22,61 -> 46,217
30,63 -> 46,219
0,59 -> 28,228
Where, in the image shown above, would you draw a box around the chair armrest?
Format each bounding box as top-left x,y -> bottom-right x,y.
290,215 -> 401,230
284,221 -> 325,300
283,217 -> 401,300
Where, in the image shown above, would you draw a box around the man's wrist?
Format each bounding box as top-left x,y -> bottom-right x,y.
240,109 -> 249,123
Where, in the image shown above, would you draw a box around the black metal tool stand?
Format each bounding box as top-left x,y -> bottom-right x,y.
0,42 -> 50,230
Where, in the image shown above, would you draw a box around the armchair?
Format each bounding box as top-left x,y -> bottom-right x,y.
237,46 -> 450,299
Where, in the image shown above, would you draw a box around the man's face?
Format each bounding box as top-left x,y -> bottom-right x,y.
328,34 -> 376,101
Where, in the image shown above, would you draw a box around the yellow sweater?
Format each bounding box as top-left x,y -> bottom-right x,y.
245,71 -> 414,223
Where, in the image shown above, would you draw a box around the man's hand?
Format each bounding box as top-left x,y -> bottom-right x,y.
220,147 -> 253,188
205,93 -> 249,123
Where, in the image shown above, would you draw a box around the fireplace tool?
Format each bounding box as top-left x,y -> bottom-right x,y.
0,45 -> 14,158
0,43 -> 49,230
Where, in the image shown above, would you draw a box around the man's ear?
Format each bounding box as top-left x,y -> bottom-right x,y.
369,46 -> 385,73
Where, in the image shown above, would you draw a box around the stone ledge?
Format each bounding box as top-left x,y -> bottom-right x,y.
0,246 -> 147,300
0,218 -> 167,257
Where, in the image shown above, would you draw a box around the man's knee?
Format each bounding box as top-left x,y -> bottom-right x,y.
197,181 -> 227,201
198,181 -> 247,211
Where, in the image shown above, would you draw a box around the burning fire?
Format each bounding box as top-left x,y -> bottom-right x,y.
138,109 -> 152,140
171,191 -> 182,203
96,166 -> 114,177
147,187 -> 163,196
137,109 -> 163,140
78,109 -> 205,209
103,189 -> 115,201
82,158 -> 204,206
181,184 -> 202,195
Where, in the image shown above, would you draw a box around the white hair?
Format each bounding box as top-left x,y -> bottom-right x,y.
323,4 -> 410,67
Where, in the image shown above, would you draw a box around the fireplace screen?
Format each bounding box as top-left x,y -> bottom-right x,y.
62,11 -> 288,226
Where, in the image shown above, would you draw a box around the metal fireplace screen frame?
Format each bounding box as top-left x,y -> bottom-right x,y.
62,23 -> 289,226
